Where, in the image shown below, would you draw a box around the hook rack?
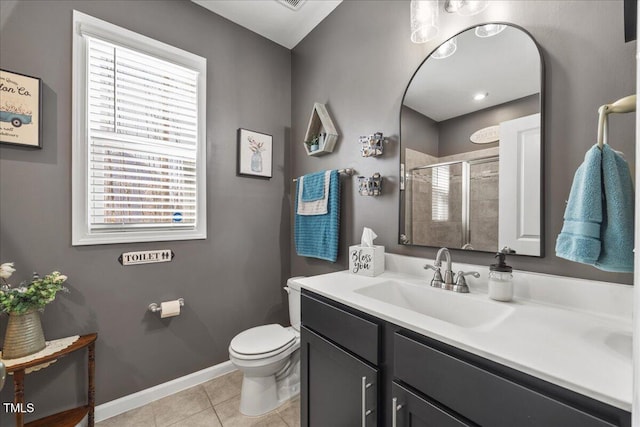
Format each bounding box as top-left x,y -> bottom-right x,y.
597,94 -> 636,149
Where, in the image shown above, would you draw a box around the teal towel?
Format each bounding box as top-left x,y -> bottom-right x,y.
596,144 -> 634,272
301,170 -> 326,202
555,144 -> 634,272
295,170 -> 340,262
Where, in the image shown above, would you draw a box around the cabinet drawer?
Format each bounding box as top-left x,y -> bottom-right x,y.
394,333 -> 617,427
392,382 -> 471,427
302,292 -> 379,365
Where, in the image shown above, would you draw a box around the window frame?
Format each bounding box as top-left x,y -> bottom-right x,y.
72,10 -> 207,246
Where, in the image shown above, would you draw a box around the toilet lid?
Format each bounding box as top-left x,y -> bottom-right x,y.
230,324 -> 296,356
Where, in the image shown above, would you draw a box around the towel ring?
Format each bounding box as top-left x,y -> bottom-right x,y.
597,94 -> 636,149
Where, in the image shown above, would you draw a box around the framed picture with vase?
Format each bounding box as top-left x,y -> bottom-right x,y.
237,128 -> 273,179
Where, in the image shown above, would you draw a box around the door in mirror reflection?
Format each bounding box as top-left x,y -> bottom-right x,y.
400,24 -> 543,256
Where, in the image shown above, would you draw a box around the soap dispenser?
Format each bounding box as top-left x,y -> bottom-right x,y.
488,250 -> 513,302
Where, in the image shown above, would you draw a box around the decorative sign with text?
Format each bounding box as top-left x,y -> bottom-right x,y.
0,69 -> 42,148
348,245 -> 385,277
118,249 -> 174,266
470,125 -> 499,145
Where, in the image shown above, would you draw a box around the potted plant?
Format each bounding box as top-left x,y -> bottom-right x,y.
0,262 -> 68,359
304,134 -> 320,152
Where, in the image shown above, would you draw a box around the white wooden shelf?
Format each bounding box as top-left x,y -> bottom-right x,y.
303,103 -> 339,156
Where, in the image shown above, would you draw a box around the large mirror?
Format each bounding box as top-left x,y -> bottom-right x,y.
400,24 -> 543,256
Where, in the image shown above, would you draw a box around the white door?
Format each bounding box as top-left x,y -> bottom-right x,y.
498,113 -> 541,256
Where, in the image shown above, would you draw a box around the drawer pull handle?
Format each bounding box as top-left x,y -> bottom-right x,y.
392,397 -> 404,427
361,376 -> 374,426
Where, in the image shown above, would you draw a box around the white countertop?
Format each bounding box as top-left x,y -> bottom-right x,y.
296,254 -> 633,411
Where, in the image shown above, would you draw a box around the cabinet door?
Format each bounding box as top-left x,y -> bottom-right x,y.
392,382 -> 472,427
301,326 -> 378,427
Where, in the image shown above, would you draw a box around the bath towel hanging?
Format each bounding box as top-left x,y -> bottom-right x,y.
295,170 -> 341,262
556,94 -> 636,272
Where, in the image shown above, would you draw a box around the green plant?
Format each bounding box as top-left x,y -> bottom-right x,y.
304,134 -> 320,147
0,263 -> 68,315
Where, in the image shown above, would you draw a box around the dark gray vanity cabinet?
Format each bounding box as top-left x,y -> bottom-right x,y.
391,382 -> 472,427
301,289 -> 631,427
301,291 -> 381,427
394,333 -> 628,427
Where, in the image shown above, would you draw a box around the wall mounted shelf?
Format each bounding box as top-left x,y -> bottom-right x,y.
303,103 -> 339,156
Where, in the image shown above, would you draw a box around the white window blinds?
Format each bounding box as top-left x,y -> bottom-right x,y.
86,36 -> 199,229
431,165 -> 450,222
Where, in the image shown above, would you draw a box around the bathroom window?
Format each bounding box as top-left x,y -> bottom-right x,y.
432,165 -> 450,222
72,11 -> 206,245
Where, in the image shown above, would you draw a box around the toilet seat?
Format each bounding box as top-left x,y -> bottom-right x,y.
230,324 -> 297,360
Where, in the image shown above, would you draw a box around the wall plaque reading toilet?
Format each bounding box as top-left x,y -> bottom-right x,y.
118,249 -> 175,266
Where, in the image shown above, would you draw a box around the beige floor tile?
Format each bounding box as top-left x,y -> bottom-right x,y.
168,407 -> 222,427
214,395 -> 287,427
277,397 -> 300,427
96,403 -> 156,427
152,385 -> 212,427
203,370 -> 243,406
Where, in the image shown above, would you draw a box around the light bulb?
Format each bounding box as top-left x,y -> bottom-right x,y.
475,24 -> 506,38
473,92 -> 488,101
432,37 -> 457,59
410,0 -> 439,43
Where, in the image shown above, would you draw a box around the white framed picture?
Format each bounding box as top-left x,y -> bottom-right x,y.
237,128 -> 273,179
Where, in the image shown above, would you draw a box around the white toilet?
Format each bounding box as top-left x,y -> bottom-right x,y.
228,277 -> 304,416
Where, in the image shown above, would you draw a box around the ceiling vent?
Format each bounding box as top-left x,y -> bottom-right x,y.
277,0 -> 306,11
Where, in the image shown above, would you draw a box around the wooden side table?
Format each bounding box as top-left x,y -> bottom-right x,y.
3,333 -> 97,427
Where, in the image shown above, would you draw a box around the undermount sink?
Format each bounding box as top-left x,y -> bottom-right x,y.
355,280 -> 513,328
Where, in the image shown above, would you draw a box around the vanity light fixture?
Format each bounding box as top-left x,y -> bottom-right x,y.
475,23 -> 506,38
432,37 -> 457,59
444,0 -> 489,16
473,92 -> 488,101
411,0 -> 491,44
410,0 -> 439,43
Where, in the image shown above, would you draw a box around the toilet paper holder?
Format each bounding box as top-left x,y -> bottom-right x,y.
148,298 -> 184,314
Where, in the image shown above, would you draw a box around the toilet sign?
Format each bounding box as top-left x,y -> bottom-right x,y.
118,249 -> 174,266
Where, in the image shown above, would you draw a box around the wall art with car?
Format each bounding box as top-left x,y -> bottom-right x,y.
0,69 -> 42,148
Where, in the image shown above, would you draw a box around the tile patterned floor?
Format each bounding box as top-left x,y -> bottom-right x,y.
96,370 -> 300,427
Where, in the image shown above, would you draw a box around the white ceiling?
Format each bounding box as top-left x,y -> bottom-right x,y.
191,0 -> 342,49
403,26 -> 540,122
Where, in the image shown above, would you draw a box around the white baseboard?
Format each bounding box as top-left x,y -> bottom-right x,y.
89,360 -> 236,424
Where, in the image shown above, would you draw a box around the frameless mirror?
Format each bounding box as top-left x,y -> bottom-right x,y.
400,24 -> 543,256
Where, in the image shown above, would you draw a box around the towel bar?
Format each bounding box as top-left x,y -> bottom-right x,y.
293,168 -> 355,182
597,94 -> 636,148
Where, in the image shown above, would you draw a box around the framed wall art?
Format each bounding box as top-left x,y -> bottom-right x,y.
237,128 -> 273,179
0,69 -> 42,148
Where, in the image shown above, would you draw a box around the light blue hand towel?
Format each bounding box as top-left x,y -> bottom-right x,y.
556,144 -> 634,272
301,170 -> 326,202
295,170 -> 340,262
555,145 -> 602,265
596,144 -> 634,272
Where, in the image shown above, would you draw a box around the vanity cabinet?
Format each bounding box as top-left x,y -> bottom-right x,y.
391,382 -> 471,427
394,333 -> 625,427
301,292 -> 380,426
300,289 -> 631,427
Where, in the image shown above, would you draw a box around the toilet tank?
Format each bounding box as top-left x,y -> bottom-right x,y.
285,277 -> 305,331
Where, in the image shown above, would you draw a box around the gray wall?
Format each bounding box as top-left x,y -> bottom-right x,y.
291,0 -> 636,285
438,94 -> 540,156
401,106 -> 439,156
0,0 -> 291,422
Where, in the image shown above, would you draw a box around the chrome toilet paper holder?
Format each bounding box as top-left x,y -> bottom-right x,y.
148,298 -> 184,314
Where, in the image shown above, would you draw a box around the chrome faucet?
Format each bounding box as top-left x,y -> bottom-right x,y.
424,247 -> 454,290
425,247 -> 478,293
